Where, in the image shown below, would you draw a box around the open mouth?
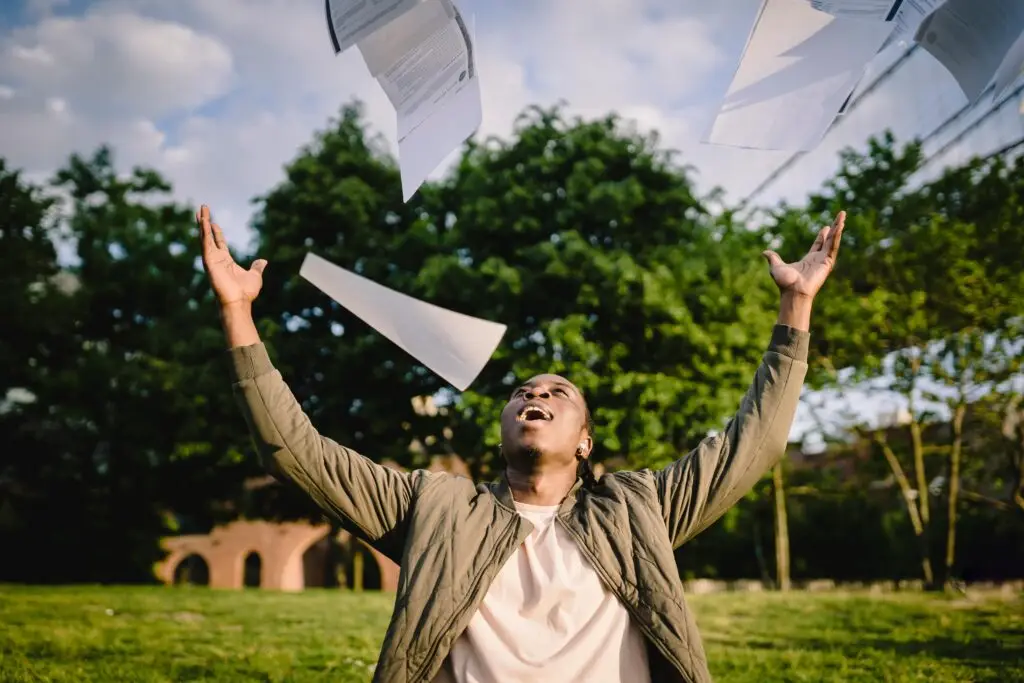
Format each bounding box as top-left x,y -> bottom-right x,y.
516,404 -> 553,423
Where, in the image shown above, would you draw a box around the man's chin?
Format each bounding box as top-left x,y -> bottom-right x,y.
503,439 -> 545,460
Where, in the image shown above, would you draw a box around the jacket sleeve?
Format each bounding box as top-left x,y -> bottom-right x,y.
229,342 -> 415,557
654,324 -> 808,549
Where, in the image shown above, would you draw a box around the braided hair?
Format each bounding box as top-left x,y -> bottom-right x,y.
576,400 -> 600,489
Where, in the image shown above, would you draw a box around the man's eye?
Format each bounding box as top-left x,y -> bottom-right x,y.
554,388 -> 567,396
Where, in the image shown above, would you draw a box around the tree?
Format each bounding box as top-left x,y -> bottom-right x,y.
0,159 -> 60,406
927,331 -> 1020,583
771,463 -> 791,591
1005,395 -> 1024,512
0,159 -> 63,550
249,103 -> 781,483
767,134 -> 1024,587
1,149 -> 256,582
426,105 -> 778,476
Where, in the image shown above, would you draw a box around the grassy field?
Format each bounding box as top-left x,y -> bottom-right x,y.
0,586 -> 1021,682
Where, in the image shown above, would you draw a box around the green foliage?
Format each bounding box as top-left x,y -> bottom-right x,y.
433,107 -> 778,473
252,104 -> 778,477
0,159 -> 61,397
0,148 -> 257,582
768,133 -> 1024,582
770,134 -> 1023,385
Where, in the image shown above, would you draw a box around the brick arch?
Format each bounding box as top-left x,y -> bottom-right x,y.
162,550 -> 210,585
156,521 -> 400,592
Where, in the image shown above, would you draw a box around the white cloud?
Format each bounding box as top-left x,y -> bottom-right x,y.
0,10 -> 234,120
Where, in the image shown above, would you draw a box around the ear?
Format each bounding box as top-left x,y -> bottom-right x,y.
577,435 -> 593,459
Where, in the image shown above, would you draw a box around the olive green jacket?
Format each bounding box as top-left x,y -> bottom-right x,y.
229,324 -> 809,683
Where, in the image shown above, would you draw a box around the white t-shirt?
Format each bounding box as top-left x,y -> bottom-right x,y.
434,501 -> 651,683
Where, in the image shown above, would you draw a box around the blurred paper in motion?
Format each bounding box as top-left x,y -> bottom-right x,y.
325,0 -> 482,202
807,0 -> 905,21
915,0 -> 1024,102
879,0 -> 943,49
704,0 -> 894,151
299,252 -> 506,391
324,0 -> 420,54
359,0 -> 481,201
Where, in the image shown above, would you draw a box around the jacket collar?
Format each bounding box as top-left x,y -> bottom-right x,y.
491,471 -> 584,516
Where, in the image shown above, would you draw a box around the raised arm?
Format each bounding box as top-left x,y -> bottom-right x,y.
199,206 -> 414,561
656,211 -> 846,549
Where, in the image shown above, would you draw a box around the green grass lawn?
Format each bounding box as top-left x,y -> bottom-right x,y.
0,586 -> 1021,682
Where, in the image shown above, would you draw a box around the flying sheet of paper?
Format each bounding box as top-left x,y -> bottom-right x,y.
836,83 -> 857,115
324,0 -> 420,54
299,252 -> 506,392
915,0 -> 1024,102
357,0 -> 481,201
879,0 -> 942,51
807,0 -> 906,21
705,0 -> 895,151
991,30 -> 1024,99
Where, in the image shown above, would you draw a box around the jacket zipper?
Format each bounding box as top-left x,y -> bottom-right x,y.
408,516 -> 522,683
555,517 -> 693,683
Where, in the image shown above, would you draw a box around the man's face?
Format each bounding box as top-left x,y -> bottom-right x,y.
499,374 -> 591,467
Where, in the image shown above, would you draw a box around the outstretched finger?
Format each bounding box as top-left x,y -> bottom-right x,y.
762,250 -> 784,268
211,223 -> 228,251
827,211 -> 846,262
809,225 -> 829,254
197,205 -> 217,256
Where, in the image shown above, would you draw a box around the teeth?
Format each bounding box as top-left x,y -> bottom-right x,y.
518,406 -> 551,421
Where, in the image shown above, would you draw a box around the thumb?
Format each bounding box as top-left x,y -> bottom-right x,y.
761,250 -> 784,268
250,259 -> 268,275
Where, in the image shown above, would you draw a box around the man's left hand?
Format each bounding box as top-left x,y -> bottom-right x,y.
763,210 -> 845,300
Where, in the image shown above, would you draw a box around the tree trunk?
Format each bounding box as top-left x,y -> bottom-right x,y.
1005,398 -> 1024,513
876,433 -> 934,586
772,463 -> 791,592
752,515 -> 772,587
352,546 -> 364,592
910,420 -> 930,527
945,403 -> 966,585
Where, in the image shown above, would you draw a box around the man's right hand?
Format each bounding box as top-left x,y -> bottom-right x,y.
197,204 -> 267,308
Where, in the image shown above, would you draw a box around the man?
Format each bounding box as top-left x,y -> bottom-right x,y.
198,205 -> 844,683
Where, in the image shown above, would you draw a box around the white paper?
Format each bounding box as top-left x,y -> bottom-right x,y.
324,0 -> 420,54
808,0 -> 905,21
916,0 -> 1024,102
397,72 -> 481,201
357,0 -> 480,200
324,0 -> 482,201
705,0 -> 895,151
879,0 -> 942,51
357,0 -> 453,78
991,30 -> 1024,98
299,252 -> 506,391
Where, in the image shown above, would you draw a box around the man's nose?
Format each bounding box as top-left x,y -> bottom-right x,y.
525,388 -> 551,399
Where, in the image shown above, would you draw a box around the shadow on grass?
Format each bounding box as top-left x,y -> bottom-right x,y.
729,630 -> 1024,670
